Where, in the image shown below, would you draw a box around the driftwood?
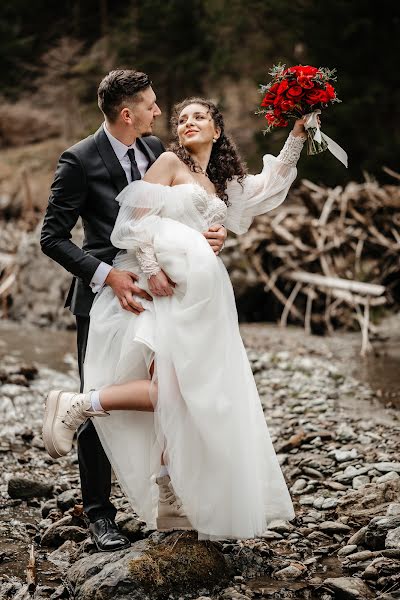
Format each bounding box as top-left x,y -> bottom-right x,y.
236,173 -> 400,354
26,543 -> 37,593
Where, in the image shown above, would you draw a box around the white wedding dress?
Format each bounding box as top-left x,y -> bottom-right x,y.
83,133 -> 304,540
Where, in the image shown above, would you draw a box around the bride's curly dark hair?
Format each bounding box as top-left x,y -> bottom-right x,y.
169,97 -> 247,205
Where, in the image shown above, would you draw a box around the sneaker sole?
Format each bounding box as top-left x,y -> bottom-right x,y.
42,390 -> 64,459
156,517 -> 193,532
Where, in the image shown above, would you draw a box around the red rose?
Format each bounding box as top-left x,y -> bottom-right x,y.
277,80 -> 289,94
276,118 -> 289,128
265,113 -> 275,125
325,83 -> 336,100
305,89 -> 329,105
261,92 -> 276,107
280,98 -> 295,111
286,84 -> 304,98
289,65 -> 319,77
297,75 -> 314,89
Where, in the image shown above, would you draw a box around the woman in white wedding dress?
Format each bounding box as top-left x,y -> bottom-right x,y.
43,98 -> 307,540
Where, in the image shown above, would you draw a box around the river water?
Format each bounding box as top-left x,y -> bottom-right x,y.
1,318 -> 399,407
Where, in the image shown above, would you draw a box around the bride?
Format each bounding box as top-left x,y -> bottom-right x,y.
43,97 -> 307,540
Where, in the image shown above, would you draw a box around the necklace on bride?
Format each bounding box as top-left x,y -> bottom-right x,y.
195,163 -> 209,179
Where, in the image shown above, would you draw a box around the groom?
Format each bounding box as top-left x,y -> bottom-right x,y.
40,70 -> 226,551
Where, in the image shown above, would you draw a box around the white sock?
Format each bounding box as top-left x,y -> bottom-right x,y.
90,390 -> 104,412
159,465 -> 169,477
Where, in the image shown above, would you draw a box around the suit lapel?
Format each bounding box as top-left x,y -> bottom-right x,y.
137,137 -> 157,170
94,126 -> 128,194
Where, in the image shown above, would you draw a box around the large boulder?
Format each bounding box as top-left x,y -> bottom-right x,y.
67,531 -> 230,600
335,479 -> 400,524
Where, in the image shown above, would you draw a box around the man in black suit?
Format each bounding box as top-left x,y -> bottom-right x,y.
41,70 -> 226,551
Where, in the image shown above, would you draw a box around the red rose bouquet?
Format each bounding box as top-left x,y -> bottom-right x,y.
259,64 -> 347,166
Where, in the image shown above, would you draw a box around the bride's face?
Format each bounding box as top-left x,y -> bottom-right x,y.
177,103 -> 220,149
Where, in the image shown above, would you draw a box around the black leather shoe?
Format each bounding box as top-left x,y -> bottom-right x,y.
89,517 -> 131,552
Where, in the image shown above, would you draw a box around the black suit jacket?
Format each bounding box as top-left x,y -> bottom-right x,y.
40,125 -> 165,317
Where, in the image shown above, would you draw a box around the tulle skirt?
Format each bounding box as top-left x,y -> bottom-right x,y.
83,219 -> 294,539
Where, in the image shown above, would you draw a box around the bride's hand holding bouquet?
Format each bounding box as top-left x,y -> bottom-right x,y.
259,64 -> 348,167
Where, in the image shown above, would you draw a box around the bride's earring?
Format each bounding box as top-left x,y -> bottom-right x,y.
213,138 -> 217,144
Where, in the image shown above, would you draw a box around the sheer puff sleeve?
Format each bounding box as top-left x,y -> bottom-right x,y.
110,180 -> 179,278
225,132 -> 305,235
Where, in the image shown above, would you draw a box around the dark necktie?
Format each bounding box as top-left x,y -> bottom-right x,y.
127,148 -> 141,181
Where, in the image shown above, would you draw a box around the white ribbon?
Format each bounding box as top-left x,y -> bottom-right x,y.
304,110 -> 348,168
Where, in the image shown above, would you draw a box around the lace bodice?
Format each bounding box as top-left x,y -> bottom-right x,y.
191,185 -> 228,226
136,185 -> 227,277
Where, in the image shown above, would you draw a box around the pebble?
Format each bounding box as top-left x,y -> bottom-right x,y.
331,448 -> 358,463
386,503 -> 400,516
274,564 -> 304,580
290,478 -> 307,493
385,526 -> 400,549
338,544 -> 357,556
319,521 -> 351,534
372,462 -> 400,473
324,576 -> 375,599
7,476 -> 54,499
266,519 -> 294,534
313,496 -> 338,510
377,471 -> 400,483
352,475 -> 370,489
347,526 -> 368,546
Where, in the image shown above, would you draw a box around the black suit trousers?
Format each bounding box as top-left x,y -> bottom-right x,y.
76,316 -> 116,523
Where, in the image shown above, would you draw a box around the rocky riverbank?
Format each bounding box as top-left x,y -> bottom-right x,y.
0,321 -> 399,599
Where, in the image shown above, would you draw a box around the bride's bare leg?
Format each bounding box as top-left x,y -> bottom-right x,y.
99,380 -> 154,412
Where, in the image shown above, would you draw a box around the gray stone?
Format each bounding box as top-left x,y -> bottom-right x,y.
387,503 -> 400,516
385,526 -> 400,550
314,496 -> 338,510
324,576 -> 374,599
364,516 -> 400,550
41,515 -> 88,547
347,526 -> 368,546
319,521 -> 351,534
115,514 -> 144,541
352,475 -> 370,490
337,544 -> 357,556
274,564 -> 304,580
376,471 -> 400,484
266,519 -> 294,534
8,476 -> 53,499
331,449 -> 358,463
372,462 -> 400,473
290,478 -> 307,494
336,478 -> 400,518
67,532 -> 230,600
41,498 -> 58,518
57,489 -> 80,512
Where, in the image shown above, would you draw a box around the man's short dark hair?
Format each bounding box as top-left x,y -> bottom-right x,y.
97,70 -> 151,122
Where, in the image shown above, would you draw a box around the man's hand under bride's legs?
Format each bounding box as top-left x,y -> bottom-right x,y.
203,224 -> 227,255
105,268 -> 153,314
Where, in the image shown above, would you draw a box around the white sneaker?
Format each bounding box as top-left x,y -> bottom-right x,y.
43,390 -> 109,459
156,475 -> 193,532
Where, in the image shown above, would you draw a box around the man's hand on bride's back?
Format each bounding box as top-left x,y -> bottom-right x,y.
148,270 -> 175,297
203,224 -> 227,255
105,268 -> 152,314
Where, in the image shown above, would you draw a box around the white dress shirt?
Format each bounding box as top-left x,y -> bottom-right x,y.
89,124 -> 149,293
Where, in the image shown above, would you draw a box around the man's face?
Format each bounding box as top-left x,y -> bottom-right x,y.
129,86 -> 161,136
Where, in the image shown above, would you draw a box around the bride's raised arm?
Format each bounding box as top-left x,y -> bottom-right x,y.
225,130 -> 306,235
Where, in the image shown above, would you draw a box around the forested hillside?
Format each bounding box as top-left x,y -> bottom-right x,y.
0,0 -> 399,184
